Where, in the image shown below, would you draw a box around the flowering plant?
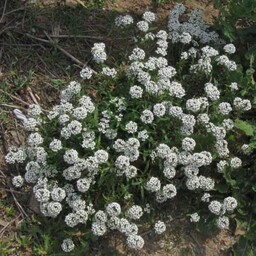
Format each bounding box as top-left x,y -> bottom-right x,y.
6,4 -> 253,253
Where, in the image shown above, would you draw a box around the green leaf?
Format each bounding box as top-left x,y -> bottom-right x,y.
223,24 -> 237,41
232,236 -> 254,256
140,185 -> 145,201
245,45 -> 256,61
249,139 -> 256,149
196,217 -> 219,236
223,169 -> 237,187
215,182 -> 229,193
234,119 -> 255,136
252,184 -> 256,192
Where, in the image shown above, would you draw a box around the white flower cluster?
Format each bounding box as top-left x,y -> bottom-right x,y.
223,44 -> 236,54
91,42 -> 107,63
102,67 -> 117,77
61,238 -> 75,252
190,212 -> 200,222
115,14 -> 134,27
233,97 -> 252,112
5,146 -> 27,164
137,20 -> 149,32
142,11 -> 156,23
207,196 -> 238,229
168,4 -> 223,44
80,67 -> 93,79
6,7 -> 251,253
12,175 -> 24,188
154,220 -> 166,234
189,45 -> 238,75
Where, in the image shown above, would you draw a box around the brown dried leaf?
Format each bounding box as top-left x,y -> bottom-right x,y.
234,226 -> 246,236
0,219 -> 9,227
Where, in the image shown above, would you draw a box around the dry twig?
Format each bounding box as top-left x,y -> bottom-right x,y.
0,0 -> 8,23
48,34 -> 109,40
0,89 -> 30,106
27,87 -> 40,105
9,186 -> 28,219
0,214 -> 22,237
0,123 -> 8,156
25,33 -> 49,43
0,103 -> 26,109
25,31 -> 96,73
43,30 -> 85,67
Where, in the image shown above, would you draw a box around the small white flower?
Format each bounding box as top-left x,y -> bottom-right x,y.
94,149 -> 109,164
27,133 -> 44,147
35,188 -> 51,203
223,44 -> 236,54
95,210 -> 107,223
115,15 -> 134,27
162,184 -> 177,199
129,85 -> 143,99
63,149 -> 79,164
51,187 -> 66,202
223,196 -> 237,212
115,155 -> 130,170
182,137 -> 196,152
218,102 -> 232,115
47,202 -> 62,218
27,104 -> 42,117
190,212 -> 200,222
217,160 -> 229,173
73,107 -> 88,120
208,200 -> 223,215
153,103 -> 166,117
241,144 -> 252,155
204,83 -> 220,101
145,177 -> 161,192
126,234 -> 144,250
129,47 -> 145,61
140,110 -> 154,124
154,220 -> 166,234
125,121 -> 138,134
158,66 -> 177,79
65,213 -> 79,227
201,193 -> 211,202
126,205 -> 143,220
49,139 -> 62,152
142,11 -> 156,23
12,175 -> 24,188
217,216 -> 229,229
91,42 -> 107,63
137,130 -> 148,142
186,176 -> 200,190
137,21 -> 149,32
77,178 -> 91,193
106,202 -> 121,216
233,97 -> 252,112
230,157 -> 242,169
61,238 -> 75,252
102,67 -> 117,78
229,82 -> 238,90
179,32 -> 192,44
80,67 -> 93,79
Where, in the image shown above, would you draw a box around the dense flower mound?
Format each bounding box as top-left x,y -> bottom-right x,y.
6,4 -> 252,252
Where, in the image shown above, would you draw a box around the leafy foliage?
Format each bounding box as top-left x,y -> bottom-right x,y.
2,2 -> 256,255
214,0 -> 256,42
